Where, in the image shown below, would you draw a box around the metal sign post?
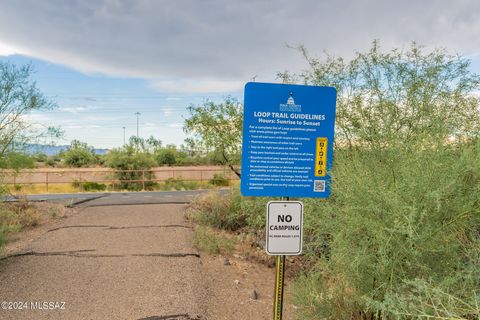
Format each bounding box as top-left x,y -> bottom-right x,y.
273,255 -> 286,320
267,200 -> 303,320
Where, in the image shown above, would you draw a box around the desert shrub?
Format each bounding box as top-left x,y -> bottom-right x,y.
45,158 -> 56,167
0,210 -> 23,247
293,141 -> 480,319
187,188 -> 266,232
155,148 -> 176,166
32,153 -> 48,163
187,190 -> 242,230
63,140 -> 96,167
105,145 -> 157,191
283,42 -> 480,319
209,173 -> 230,186
160,177 -> 198,191
0,202 -> 65,247
83,182 -> 107,191
72,181 -> 107,192
0,202 -> 40,231
0,152 -> 35,170
0,224 -> 21,247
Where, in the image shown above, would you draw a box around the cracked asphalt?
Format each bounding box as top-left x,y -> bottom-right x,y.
0,202 -> 207,320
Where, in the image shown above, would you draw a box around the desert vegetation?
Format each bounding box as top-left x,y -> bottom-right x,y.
186,42 -> 480,319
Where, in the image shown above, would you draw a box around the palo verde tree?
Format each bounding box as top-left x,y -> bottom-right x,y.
282,40 -> 480,148
184,97 -> 243,177
104,136 -> 157,191
0,62 -> 59,158
283,42 -> 480,320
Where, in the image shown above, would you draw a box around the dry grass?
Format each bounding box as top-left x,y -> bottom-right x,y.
9,183 -> 80,194
0,201 -> 66,247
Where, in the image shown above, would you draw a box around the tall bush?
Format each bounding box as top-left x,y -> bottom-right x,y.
289,42 -> 480,319
63,140 -> 96,167
104,144 -> 156,191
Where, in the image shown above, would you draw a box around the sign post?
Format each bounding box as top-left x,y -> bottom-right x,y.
267,200 -> 303,320
241,82 -> 336,319
273,255 -> 286,320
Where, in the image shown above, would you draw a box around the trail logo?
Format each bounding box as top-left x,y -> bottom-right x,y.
279,92 -> 301,112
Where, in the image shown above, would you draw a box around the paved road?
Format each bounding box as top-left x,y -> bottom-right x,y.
3,189 -> 228,207
0,203 -> 207,319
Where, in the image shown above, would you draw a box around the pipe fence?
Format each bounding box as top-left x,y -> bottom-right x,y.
0,167 -> 239,192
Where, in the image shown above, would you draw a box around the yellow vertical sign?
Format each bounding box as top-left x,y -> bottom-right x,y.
315,138 -> 328,177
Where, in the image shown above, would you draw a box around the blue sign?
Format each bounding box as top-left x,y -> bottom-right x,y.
241,82 -> 337,198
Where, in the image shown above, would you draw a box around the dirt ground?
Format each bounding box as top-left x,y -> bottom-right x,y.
200,253 -> 295,320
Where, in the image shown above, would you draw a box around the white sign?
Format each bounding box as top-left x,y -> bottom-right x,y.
266,201 -> 303,255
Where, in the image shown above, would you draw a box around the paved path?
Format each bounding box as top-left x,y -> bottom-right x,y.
3,189 -> 228,207
0,203 -> 206,320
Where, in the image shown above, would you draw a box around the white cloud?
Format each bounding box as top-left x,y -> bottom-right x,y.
64,124 -> 102,129
0,41 -> 21,56
0,0 -> 479,86
168,122 -> 183,128
59,106 -> 90,114
162,108 -> 173,117
150,79 -> 243,94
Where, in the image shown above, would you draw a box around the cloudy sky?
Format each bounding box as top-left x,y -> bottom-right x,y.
1,0 -> 479,148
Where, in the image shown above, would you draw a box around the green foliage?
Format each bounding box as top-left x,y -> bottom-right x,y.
155,147 -> 177,166
209,173 -> 230,186
32,153 -> 48,162
72,180 -> 107,192
104,144 -> 157,191
63,140 -> 96,167
184,97 -> 243,177
0,62 -> 60,158
185,42 -> 480,319
187,188 -> 266,232
45,157 -> 56,167
294,142 -> 480,319
285,42 -> 480,319
0,152 -> 35,170
0,226 -> 6,247
292,41 -> 480,148
0,223 -> 22,248
160,177 -> 199,191
192,225 -> 235,255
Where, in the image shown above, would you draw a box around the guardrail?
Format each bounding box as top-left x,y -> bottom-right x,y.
0,167 -> 239,192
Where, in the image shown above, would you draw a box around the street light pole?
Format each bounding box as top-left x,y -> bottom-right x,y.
122,126 -> 126,145
135,112 -> 141,139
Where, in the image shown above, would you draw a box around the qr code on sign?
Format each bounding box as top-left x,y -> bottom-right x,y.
314,180 -> 326,192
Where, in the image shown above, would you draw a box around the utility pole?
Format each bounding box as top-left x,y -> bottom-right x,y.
122,126 -> 126,145
135,112 -> 141,139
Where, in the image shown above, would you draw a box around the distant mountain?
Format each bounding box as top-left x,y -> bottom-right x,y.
26,144 -> 109,156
